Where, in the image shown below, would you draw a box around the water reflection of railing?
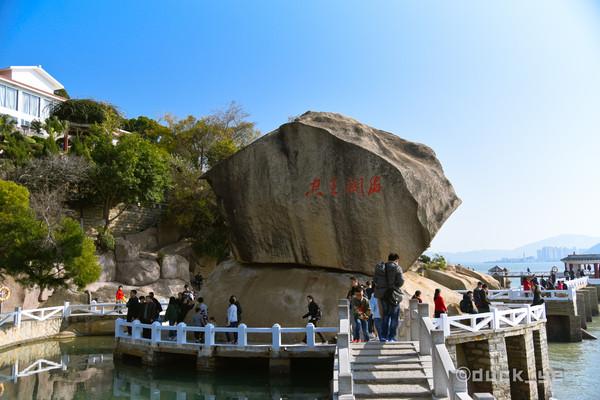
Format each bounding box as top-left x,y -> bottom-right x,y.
0,356 -> 67,383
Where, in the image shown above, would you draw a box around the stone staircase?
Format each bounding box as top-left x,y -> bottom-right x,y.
351,341 -> 434,399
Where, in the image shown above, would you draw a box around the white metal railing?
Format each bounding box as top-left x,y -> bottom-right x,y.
0,301 -> 168,329
457,288 -> 575,302
114,318 -> 337,349
562,276 -> 588,290
410,300 -> 478,400
432,304 -> 546,337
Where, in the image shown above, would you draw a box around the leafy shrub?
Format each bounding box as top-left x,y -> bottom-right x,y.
96,229 -> 116,251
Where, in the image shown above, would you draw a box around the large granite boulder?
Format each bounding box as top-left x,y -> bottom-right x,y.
116,259 -> 161,286
114,238 -> 139,262
161,254 -> 190,281
205,111 -> 461,274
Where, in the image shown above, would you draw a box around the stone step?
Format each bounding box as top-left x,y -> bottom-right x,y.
353,370 -> 430,384
352,362 -> 428,371
353,382 -> 432,398
352,349 -> 419,356
352,355 -> 425,364
352,341 -> 417,348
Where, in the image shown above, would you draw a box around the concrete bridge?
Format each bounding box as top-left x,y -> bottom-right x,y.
0,296 -> 561,399
459,276 -> 600,341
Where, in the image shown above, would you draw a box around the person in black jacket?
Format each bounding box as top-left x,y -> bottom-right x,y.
125,290 -> 139,335
459,291 -> 478,314
373,253 -> 405,342
148,292 -> 163,322
302,295 -> 327,344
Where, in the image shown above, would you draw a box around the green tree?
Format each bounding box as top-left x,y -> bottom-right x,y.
87,133 -> 171,231
166,157 -> 229,259
0,180 -> 100,301
50,99 -> 122,126
122,116 -> 171,144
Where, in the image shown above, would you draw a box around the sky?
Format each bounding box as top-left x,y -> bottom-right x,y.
2,0 -> 600,252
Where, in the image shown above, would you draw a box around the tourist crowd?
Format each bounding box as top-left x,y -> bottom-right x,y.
118,284 -> 243,343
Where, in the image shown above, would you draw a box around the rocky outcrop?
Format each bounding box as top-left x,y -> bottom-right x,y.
97,252 -> 116,282
116,259 -> 161,286
205,111 -> 461,274
200,259 -> 371,328
453,265 -> 501,289
424,268 -> 476,290
125,227 -> 159,251
114,238 -> 139,262
161,254 -> 190,281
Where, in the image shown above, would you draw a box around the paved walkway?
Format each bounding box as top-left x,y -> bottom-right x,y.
351,340 -> 433,399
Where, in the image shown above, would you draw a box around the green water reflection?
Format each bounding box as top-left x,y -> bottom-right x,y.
0,337 -> 330,399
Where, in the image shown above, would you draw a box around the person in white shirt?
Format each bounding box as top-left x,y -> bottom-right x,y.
226,296 -> 239,343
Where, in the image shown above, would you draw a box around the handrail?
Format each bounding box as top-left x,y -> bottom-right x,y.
433,304 -> 546,337
457,288 -> 574,301
411,300 -> 474,400
0,301 -> 169,329
335,298 -> 354,400
114,318 -> 337,348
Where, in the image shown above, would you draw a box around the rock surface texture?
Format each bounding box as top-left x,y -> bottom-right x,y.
205,111 -> 461,273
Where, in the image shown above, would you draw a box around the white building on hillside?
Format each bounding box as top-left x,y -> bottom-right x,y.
0,65 -> 66,133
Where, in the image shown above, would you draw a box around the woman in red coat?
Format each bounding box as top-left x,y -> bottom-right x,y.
433,288 -> 447,318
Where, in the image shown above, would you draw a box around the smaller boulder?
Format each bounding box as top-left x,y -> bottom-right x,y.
115,238 -> 139,262
161,254 -> 190,281
97,252 -> 116,282
117,259 -> 161,286
125,227 -> 159,251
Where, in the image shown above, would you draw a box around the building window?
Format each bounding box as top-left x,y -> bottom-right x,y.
0,84 -> 18,110
22,92 -> 40,117
41,98 -> 54,119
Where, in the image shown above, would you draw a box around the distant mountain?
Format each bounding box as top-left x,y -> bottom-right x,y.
431,234 -> 600,264
587,243 -> 600,254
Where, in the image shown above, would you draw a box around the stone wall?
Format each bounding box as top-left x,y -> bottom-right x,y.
76,203 -> 164,236
0,319 -> 63,350
446,322 -> 551,400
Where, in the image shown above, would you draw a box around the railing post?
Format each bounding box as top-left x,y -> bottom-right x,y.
306,323 -> 316,347
409,299 -> 419,341
440,313 -> 450,337
91,299 -> 97,313
338,299 -> 350,334
132,320 -> 142,340
450,369 -> 469,399
176,322 -> 187,345
115,318 -> 124,338
14,307 -> 21,328
491,308 -> 500,330
151,321 -> 161,344
237,323 -> 247,347
204,323 -> 215,347
272,323 -> 281,351
524,304 -> 532,324
432,330 -> 448,397
63,301 -> 71,318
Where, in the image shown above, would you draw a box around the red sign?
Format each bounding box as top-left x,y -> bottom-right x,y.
305,176 -> 383,198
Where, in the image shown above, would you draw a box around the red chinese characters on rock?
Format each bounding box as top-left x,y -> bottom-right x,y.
305,176 -> 383,197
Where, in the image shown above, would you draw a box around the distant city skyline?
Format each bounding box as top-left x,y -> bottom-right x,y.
2,1 -> 600,252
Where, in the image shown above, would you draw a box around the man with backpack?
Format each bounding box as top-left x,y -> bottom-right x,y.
373,253 -> 405,342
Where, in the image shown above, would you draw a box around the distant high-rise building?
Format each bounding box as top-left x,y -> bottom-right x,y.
536,246 -> 576,261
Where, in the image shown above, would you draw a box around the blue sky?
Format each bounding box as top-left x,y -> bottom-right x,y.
2,0 -> 600,252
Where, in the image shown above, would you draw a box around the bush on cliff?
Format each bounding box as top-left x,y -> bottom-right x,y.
0,180 -> 101,301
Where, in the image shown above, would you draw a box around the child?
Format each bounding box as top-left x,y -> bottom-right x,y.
351,287 -> 371,343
